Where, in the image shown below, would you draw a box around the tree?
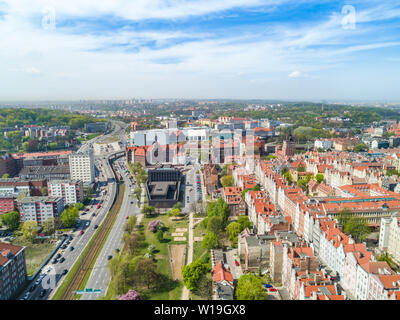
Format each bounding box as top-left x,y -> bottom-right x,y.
283,171 -> 293,184
297,179 -> 308,192
202,232 -> 219,249
377,252 -> 398,271
386,169 -> 400,177
207,197 -> 230,227
236,274 -> 267,300
60,207 -> 79,228
195,275 -> 213,299
118,290 -> 141,300
206,216 -> 224,235
74,203 -> 85,210
1,210 -> 20,230
315,173 -> 324,184
134,187 -> 142,202
21,221 -> 39,242
221,175 -> 234,188
251,185 -> 261,191
173,202 -> 183,210
354,143 -> 368,152
167,208 -> 181,217
227,222 -> 242,243
136,258 -> 161,289
297,164 -> 306,172
344,217 -> 370,243
123,233 -> 144,256
41,187 -> 48,196
42,218 -> 55,235
182,260 -> 208,291
237,215 -> 252,231
337,208 -> 352,227
156,229 -> 164,242
2,173 -> 10,179
141,204 -> 155,217
124,216 -> 137,234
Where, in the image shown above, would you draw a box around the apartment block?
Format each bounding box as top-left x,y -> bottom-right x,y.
69,152 -> 95,184
48,180 -> 84,205
19,196 -> 64,225
0,243 -> 27,300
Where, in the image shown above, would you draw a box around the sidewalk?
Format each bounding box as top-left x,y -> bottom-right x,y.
181,211 -> 194,300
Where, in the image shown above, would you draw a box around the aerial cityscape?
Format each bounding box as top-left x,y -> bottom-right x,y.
1,0 -> 400,307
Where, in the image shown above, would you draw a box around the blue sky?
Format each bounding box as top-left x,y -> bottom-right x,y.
0,0 -> 400,101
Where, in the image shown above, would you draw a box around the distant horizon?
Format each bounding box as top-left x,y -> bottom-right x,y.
0,98 -> 400,105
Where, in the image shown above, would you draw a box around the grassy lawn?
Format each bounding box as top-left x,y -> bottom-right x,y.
11,237 -> 57,276
139,214 -> 189,299
103,214 -> 188,300
78,133 -> 102,142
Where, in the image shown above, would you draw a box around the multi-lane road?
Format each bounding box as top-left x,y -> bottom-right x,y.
81,158 -> 141,300
18,122 -> 125,300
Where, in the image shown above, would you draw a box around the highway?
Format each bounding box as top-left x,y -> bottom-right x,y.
80,157 -> 141,300
18,121 -> 124,300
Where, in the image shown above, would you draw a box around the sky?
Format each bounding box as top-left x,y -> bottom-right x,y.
0,0 -> 400,101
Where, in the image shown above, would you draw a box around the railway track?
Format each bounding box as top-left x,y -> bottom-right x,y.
57,158 -> 124,300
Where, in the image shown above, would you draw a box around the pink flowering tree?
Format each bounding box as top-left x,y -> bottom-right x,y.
117,290 -> 141,300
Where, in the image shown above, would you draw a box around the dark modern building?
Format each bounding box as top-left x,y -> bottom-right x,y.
84,122 -> 110,133
145,165 -> 182,208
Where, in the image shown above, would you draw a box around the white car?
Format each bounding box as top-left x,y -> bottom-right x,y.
42,266 -> 53,274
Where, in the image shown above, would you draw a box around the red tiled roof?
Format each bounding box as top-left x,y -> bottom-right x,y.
212,261 -> 234,284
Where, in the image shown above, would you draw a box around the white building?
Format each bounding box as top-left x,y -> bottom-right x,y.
69,152 -> 95,184
378,216 -> 400,263
314,139 -> 333,150
48,180 -> 84,205
19,196 -> 64,225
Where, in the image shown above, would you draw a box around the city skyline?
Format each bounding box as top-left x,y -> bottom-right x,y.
1,0 -> 400,101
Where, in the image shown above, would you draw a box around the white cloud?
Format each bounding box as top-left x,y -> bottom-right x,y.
288,71 -> 301,78
0,0 -> 399,100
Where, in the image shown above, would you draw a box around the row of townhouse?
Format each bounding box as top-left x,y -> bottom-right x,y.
254,158 -> 400,299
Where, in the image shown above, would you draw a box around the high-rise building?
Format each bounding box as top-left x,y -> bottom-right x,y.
19,196 -> 64,225
0,243 -> 27,300
69,152 -> 95,184
48,180 -> 84,205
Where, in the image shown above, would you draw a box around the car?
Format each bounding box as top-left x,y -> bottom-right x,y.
56,253 -> 61,259
43,266 -> 52,274
330,277 -> 335,281
235,260 -> 239,266
94,225 -> 98,229
269,288 -> 277,292
35,278 -> 42,285
23,292 -> 30,300
80,230 -> 84,235
126,216 -> 129,219
52,258 -> 58,264
59,257 -> 65,263
115,248 -> 120,253
65,240 -> 70,245
29,284 -> 36,292
62,269 -> 68,276
107,255 -> 113,260
61,244 -> 67,249
39,289 -> 47,297
81,212 -> 87,215
86,222 -> 90,226
92,213 -> 96,217
130,201 -> 134,204
264,284 -> 273,289
69,246 -> 74,251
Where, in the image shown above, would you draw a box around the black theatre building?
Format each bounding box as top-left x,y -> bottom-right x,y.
145,165 -> 182,208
